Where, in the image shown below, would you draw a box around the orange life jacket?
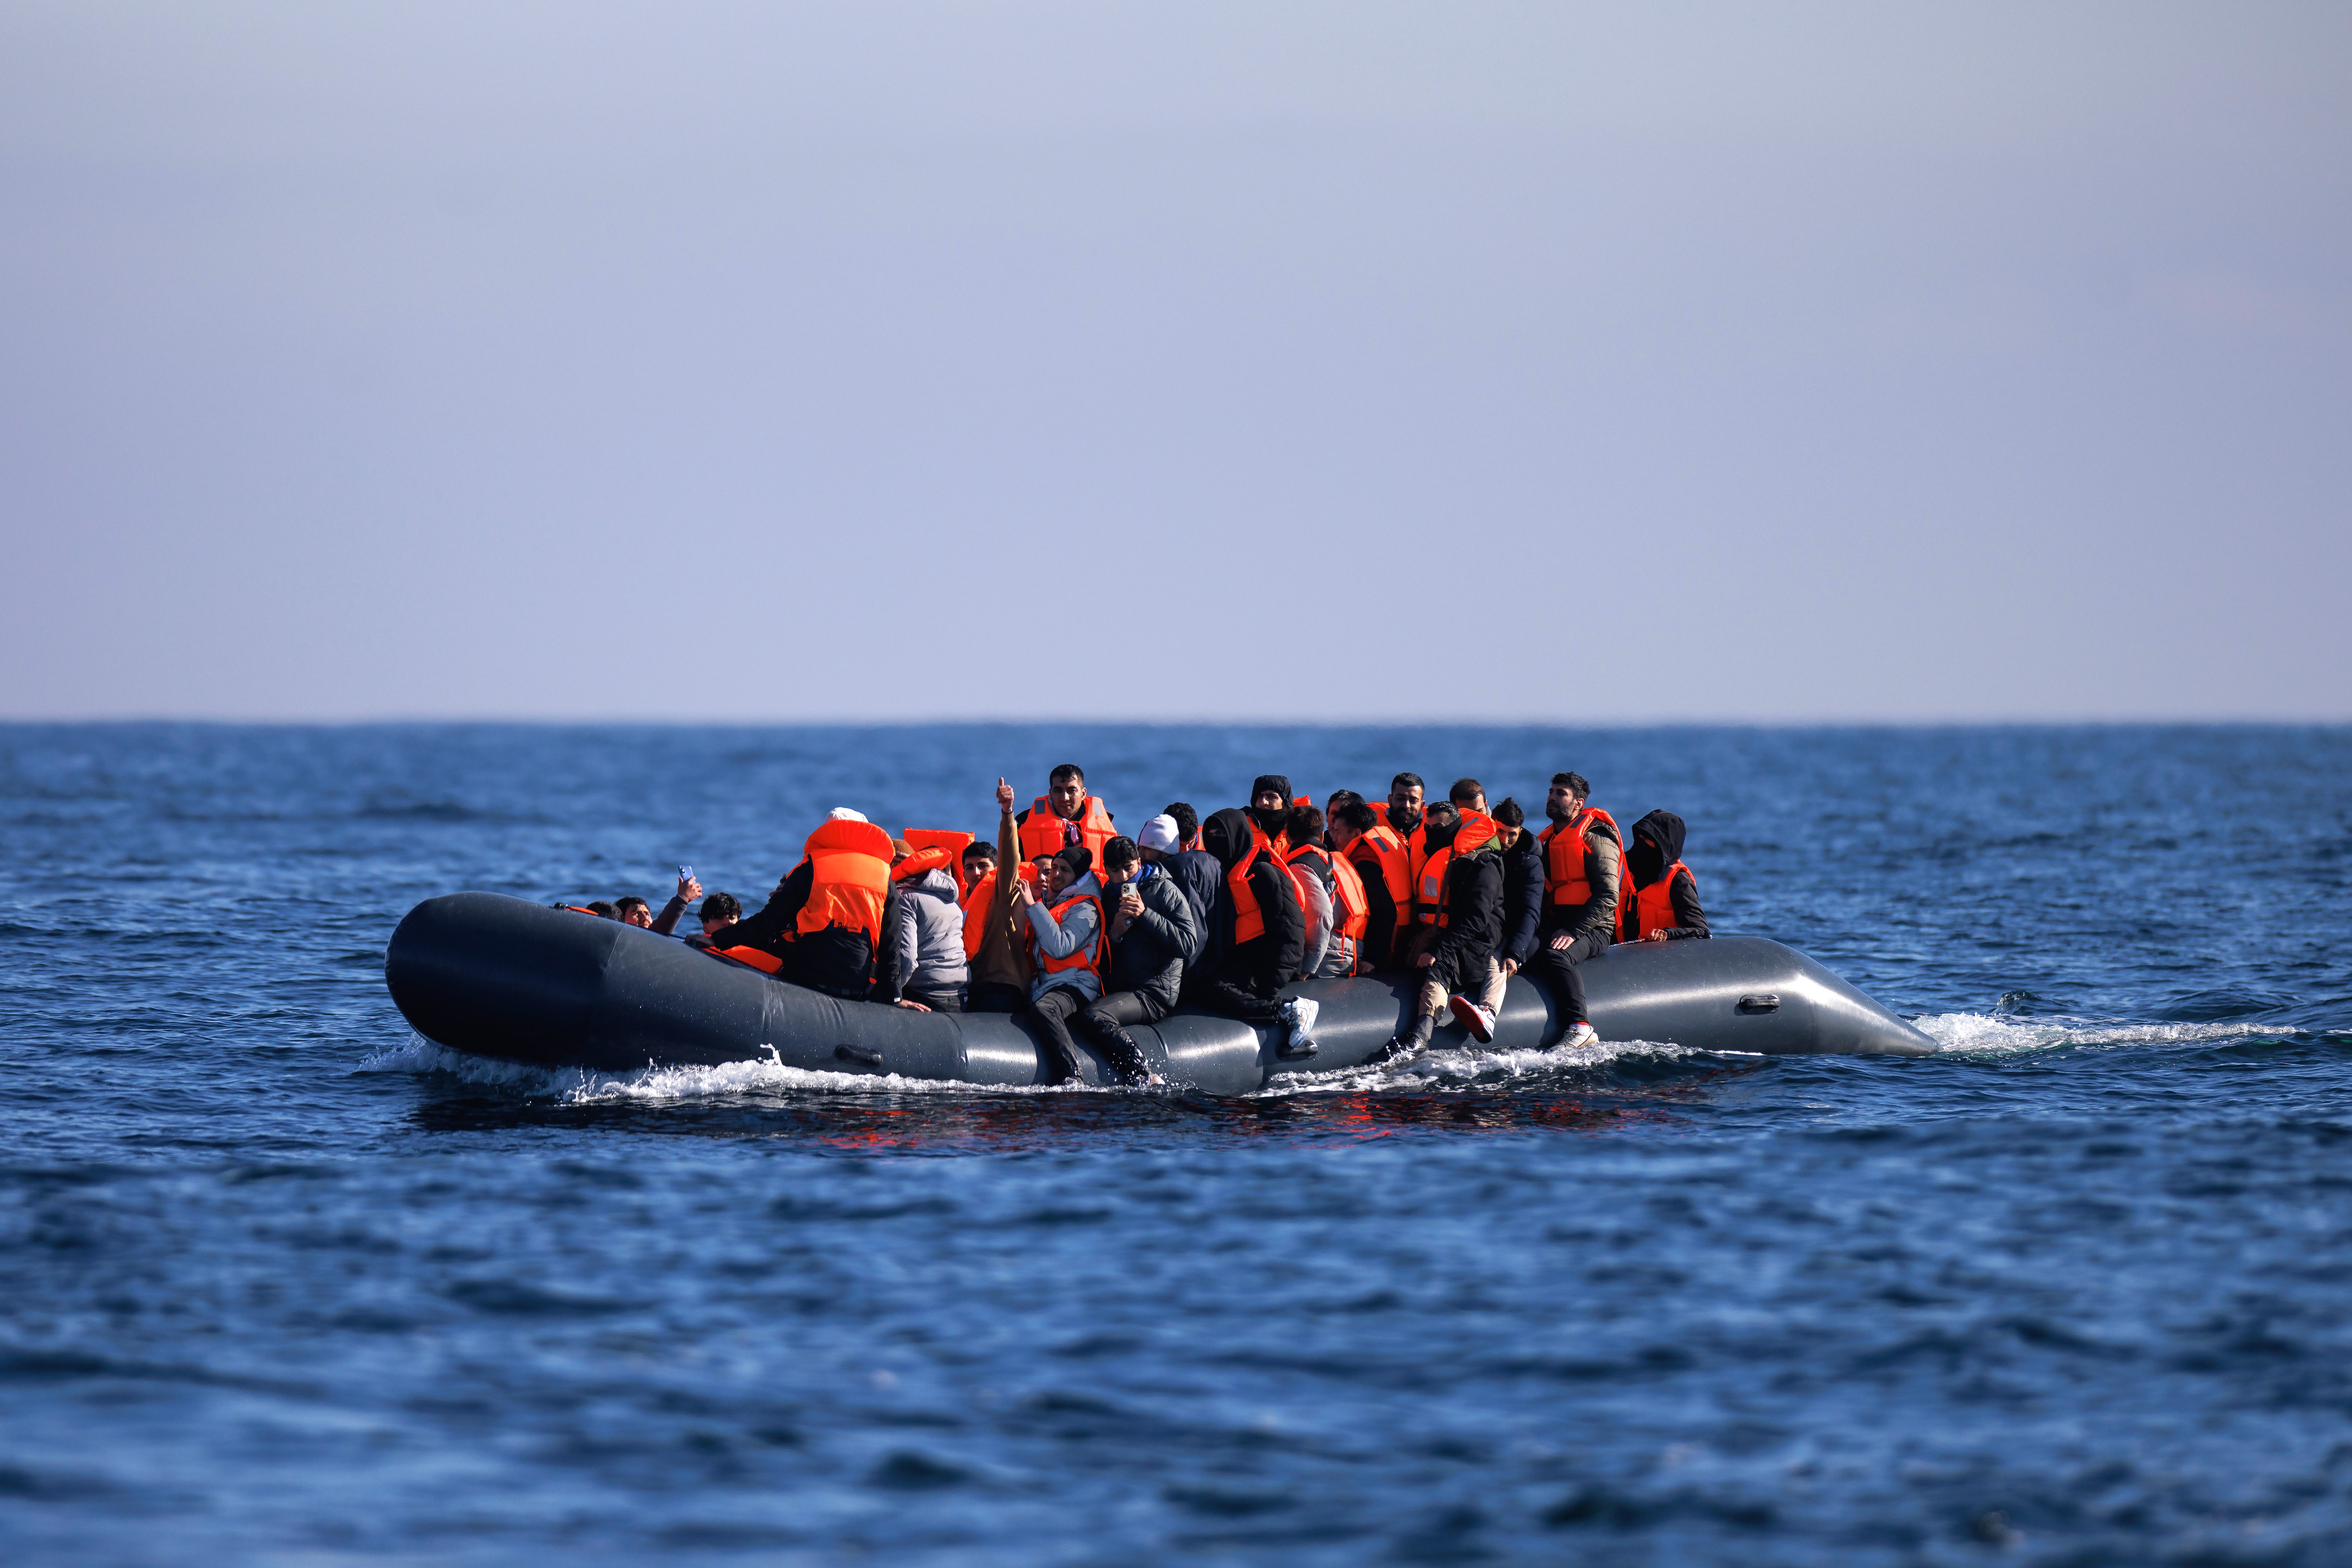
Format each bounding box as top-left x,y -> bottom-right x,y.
901,829 -> 977,894
1325,844 -> 1370,943
1540,806 -> 1621,908
1226,817 -> 1278,945
959,869 -> 998,962
1281,842 -> 1335,954
791,819 -> 893,949
1348,825 -> 1413,933
713,944 -> 783,974
890,845 -> 957,884
1415,812 -> 1495,925
1618,862 -> 1694,943
1018,794 -> 1116,873
1029,891 -> 1107,982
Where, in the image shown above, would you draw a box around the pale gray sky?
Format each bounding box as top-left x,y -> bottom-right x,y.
3,2 -> 2347,721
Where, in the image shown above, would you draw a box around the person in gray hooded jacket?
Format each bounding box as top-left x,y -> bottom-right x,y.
884,852 -> 969,1013
1073,835 -> 1199,1085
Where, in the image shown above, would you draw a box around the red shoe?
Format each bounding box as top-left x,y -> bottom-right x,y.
1448,994 -> 1497,1044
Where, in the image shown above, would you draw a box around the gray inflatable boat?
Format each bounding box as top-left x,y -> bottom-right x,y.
385,893 -> 1935,1093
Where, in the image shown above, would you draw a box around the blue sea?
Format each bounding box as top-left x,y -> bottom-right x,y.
2,723 -> 2348,1565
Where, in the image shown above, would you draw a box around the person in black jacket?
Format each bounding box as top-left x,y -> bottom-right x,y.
1489,798 -> 1544,980
1381,807 -> 1507,1057
1072,835 -> 1200,1086
1187,806 -> 1311,1053
1620,809 -> 1709,943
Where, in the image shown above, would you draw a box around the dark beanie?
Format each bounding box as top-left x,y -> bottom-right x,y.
1252,774 -> 1292,803
1054,844 -> 1094,881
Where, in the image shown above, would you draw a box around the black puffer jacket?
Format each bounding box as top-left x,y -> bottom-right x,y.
1200,806 -> 1305,988
1496,828 -> 1545,967
1430,845 -> 1506,972
1104,864 -> 1201,1012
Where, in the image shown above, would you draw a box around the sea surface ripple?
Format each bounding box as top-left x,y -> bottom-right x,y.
2,723 -> 2348,1565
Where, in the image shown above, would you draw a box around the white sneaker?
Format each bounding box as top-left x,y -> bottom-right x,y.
1448,994 -> 1496,1044
1562,1021 -> 1598,1049
1280,997 -> 1319,1039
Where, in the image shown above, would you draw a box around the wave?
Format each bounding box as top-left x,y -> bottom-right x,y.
1262,1036 -> 1703,1096
1909,1012 -> 2303,1055
357,1032 -> 1085,1102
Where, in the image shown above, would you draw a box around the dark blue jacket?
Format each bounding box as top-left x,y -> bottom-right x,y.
1497,828 -> 1545,967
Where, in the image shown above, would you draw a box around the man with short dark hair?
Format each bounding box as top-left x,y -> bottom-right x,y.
1072,835 -> 1199,1086
690,892 -> 741,947
584,901 -> 617,920
1385,774 -> 1425,837
1163,802 -> 1202,851
1526,772 -> 1621,1049
1017,764 -> 1116,870
1331,800 -> 1407,972
614,896 -> 655,928
1449,779 -> 1486,814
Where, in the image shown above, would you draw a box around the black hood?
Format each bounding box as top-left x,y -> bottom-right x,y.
1251,775 -> 1292,805
1201,807 -> 1258,873
1626,809 -> 1686,887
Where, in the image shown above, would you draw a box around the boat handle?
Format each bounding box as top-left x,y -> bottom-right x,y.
834,1044 -> 885,1067
1737,993 -> 1780,1014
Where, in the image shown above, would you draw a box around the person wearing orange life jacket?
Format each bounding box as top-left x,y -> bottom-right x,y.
1187,806 -> 1313,1056
1010,843 -> 1108,1084
1239,785 -> 1329,1053
1330,800 -> 1408,972
1016,763 -> 1117,871
1377,800 -> 1509,1057
964,781 -> 1034,1014
1617,809 -> 1709,946
1287,803 -> 1368,978
1525,771 -> 1623,1049
875,838 -> 968,1013
715,808 -> 895,999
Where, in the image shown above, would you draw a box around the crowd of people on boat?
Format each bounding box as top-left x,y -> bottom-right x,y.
566,764 -> 1705,1085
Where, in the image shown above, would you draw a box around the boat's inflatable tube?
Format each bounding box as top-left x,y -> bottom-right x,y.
385,894 -> 1935,1092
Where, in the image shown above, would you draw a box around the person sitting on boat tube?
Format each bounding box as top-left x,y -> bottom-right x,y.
1069,834 -> 1199,1086
1187,807 -> 1316,1058
1016,764 -> 1117,871
708,808 -> 895,1000
1616,809 -> 1709,944
1524,772 -> 1621,1048
1011,843 -> 1108,1085
1287,804 -> 1369,979
878,836 -> 968,1014
1329,800 -> 1408,973
965,782 -> 1036,1014
1382,800 -> 1509,1054
1139,813 -> 1219,968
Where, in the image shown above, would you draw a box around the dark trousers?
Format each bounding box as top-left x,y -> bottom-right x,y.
902,983 -> 966,1014
1030,985 -> 1093,1081
1190,975 -> 1284,1025
1076,988 -> 1172,1043
967,981 -> 1029,1014
1526,928 -> 1608,1026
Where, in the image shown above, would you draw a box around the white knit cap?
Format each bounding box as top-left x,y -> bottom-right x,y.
1137,814 -> 1180,853
826,807 -> 868,822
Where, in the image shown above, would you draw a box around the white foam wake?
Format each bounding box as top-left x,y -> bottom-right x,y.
1265,1035 -> 1702,1095
1910,1012 -> 2299,1055
357,1032 -> 1081,1102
